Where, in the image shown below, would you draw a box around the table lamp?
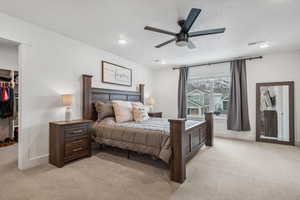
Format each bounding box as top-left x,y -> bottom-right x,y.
146,97 -> 155,112
62,94 -> 73,121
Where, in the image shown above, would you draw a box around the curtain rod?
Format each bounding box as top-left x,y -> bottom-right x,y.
173,56 -> 263,70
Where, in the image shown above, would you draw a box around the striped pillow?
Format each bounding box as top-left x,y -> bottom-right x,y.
132,102 -> 149,122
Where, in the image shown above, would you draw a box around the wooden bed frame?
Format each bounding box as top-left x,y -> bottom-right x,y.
82,74 -> 214,183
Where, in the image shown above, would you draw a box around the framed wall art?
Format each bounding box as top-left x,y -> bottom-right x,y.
101,61 -> 132,87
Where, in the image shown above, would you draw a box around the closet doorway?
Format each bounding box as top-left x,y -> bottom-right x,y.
0,38 -> 19,166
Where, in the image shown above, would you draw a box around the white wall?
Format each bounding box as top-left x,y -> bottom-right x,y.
152,68 -> 179,118
247,51 -> 300,144
0,42 -> 18,70
153,51 -> 300,144
0,12 -> 153,169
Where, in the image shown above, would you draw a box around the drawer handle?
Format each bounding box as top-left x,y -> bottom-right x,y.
73,147 -> 83,152
72,130 -> 83,134
72,140 -> 83,144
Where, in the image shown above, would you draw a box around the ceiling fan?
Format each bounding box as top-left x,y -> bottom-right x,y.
144,8 -> 226,49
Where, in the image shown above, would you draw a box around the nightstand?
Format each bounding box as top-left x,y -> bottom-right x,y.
148,112 -> 162,118
49,120 -> 92,167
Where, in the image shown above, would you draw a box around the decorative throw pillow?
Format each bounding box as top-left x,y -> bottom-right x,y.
132,102 -> 149,122
112,100 -> 134,123
94,101 -> 115,121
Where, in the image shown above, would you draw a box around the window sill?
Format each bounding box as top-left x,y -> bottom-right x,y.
214,116 -> 227,121
187,115 -> 227,121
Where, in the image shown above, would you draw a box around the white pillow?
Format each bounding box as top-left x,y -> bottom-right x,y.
132,102 -> 149,122
112,100 -> 133,123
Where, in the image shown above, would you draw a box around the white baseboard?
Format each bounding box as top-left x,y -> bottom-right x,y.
215,132 -> 255,142
30,153 -> 49,161
19,154 -> 49,170
216,135 -> 300,147
28,154 -> 49,167
215,135 -> 254,142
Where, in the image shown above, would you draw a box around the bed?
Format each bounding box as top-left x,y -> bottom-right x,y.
82,74 -> 214,183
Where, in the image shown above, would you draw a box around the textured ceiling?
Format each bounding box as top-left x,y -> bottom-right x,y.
0,0 -> 299,68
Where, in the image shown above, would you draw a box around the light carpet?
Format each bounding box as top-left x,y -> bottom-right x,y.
0,138 -> 300,200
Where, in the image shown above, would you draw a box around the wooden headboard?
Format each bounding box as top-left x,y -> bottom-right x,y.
82,74 -> 144,120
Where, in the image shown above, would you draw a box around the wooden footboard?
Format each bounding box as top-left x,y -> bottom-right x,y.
169,113 -> 213,183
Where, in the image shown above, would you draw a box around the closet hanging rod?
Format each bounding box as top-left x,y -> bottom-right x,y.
0,82 -> 13,86
172,56 -> 263,70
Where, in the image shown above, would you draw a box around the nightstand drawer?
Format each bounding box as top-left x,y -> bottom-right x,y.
64,123 -> 89,131
148,112 -> 162,118
65,145 -> 88,157
65,138 -> 88,154
65,135 -> 88,142
64,150 -> 89,163
64,126 -> 88,138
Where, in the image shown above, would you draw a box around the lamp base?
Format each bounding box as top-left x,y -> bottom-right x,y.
65,107 -> 72,122
149,105 -> 154,112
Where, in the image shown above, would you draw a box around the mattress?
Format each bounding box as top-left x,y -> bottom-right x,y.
90,117 -> 203,163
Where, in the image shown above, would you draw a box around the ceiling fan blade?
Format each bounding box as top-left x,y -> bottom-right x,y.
189,28 -> 226,37
181,8 -> 202,33
187,41 -> 196,49
155,38 -> 176,48
144,26 -> 177,36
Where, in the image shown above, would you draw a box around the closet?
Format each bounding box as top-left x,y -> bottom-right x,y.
0,38 -> 19,148
0,69 -> 18,147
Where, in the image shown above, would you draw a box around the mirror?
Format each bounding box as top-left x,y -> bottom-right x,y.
256,82 -> 294,145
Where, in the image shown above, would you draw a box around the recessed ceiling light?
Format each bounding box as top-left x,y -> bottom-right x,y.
118,39 -> 127,45
248,41 -> 271,49
259,43 -> 270,49
248,41 -> 264,46
153,59 -> 166,64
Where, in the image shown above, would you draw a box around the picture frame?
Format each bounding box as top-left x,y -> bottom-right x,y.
101,61 -> 132,87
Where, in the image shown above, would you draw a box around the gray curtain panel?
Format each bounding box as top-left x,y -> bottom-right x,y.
178,67 -> 189,118
227,60 -> 251,131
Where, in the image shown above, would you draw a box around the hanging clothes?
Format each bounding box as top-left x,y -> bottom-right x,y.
2,87 -> 8,101
0,84 -> 13,119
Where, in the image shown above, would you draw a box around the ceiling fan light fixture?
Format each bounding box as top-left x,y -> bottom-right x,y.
176,40 -> 188,47
176,33 -> 188,47
144,8 -> 225,49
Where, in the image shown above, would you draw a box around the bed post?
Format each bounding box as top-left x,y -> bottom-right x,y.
82,74 -> 93,120
139,84 -> 145,104
205,112 -> 214,146
169,119 -> 186,183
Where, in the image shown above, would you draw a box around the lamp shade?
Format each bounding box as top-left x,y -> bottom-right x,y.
146,97 -> 155,105
62,94 -> 73,106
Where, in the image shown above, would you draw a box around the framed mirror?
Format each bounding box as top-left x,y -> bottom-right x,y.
256,82 -> 294,145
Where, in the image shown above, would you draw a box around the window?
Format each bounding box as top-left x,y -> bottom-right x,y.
187,64 -> 230,119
